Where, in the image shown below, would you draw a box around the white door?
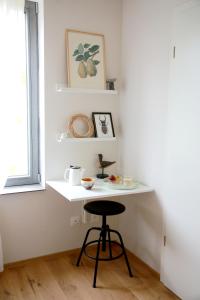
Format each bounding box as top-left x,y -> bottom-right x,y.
161,1 -> 200,299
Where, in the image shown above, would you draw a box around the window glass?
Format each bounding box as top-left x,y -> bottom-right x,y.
0,0 -> 40,186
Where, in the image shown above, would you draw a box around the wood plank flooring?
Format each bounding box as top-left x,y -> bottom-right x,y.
0,246 -> 180,300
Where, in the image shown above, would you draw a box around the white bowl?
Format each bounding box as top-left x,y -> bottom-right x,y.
81,177 -> 95,190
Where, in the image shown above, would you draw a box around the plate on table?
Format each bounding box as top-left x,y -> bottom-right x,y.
103,181 -> 139,190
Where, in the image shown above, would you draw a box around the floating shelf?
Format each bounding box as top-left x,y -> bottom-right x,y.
57,135 -> 117,143
56,84 -> 118,95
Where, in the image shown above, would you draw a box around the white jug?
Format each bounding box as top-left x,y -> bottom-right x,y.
64,165 -> 85,186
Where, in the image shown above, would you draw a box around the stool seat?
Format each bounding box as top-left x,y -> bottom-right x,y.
84,200 -> 125,216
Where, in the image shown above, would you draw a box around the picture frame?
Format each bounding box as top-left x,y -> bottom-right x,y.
66,29 -> 106,89
92,112 -> 115,138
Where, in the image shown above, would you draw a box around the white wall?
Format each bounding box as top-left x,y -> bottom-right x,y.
0,0 -> 189,276
0,0 -> 122,264
44,0 -> 121,180
119,0 -> 183,272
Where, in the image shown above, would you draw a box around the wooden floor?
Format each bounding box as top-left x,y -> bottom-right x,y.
0,245 -> 179,300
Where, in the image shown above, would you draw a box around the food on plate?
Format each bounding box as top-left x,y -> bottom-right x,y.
109,175 -> 116,181
108,175 -> 122,184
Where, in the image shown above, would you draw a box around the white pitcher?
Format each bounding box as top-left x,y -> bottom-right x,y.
64,165 -> 85,186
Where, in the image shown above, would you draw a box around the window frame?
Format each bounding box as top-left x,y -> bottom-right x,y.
6,0 -> 40,187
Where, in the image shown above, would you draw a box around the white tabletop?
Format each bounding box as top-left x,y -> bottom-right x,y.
46,180 -> 153,202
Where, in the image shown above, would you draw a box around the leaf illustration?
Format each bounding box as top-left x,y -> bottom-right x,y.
78,43 -> 84,54
89,45 -> 99,53
93,60 -> 100,65
84,43 -> 90,48
84,51 -> 90,61
75,55 -> 84,61
73,49 -> 79,56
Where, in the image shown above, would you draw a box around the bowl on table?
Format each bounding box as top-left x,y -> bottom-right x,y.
81,177 -> 95,190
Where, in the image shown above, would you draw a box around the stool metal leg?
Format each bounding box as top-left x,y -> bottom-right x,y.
76,227 -> 98,266
107,226 -> 113,259
101,215 -> 107,252
93,232 -> 102,288
110,229 -> 133,277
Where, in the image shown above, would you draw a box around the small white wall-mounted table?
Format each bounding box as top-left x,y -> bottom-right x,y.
46,180 -> 153,202
47,180 -> 153,287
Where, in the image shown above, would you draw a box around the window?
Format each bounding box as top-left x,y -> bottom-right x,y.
0,0 -> 40,187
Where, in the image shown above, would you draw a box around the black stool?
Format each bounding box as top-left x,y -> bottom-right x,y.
76,200 -> 133,288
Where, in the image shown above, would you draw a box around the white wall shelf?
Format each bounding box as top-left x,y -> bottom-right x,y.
56,84 -> 118,95
57,135 -> 117,143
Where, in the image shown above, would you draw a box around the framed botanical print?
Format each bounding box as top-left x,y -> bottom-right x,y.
66,29 -> 106,89
92,112 -> 115,138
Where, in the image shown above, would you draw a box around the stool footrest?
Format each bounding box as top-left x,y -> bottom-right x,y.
84,240 -> 124,261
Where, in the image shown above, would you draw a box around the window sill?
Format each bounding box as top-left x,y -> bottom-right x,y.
0,184 -> 45,195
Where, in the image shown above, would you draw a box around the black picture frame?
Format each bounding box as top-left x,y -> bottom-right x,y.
92,112 -> 115,138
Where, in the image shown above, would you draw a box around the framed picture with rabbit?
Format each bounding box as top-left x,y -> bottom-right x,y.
66,29 -> 106,89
